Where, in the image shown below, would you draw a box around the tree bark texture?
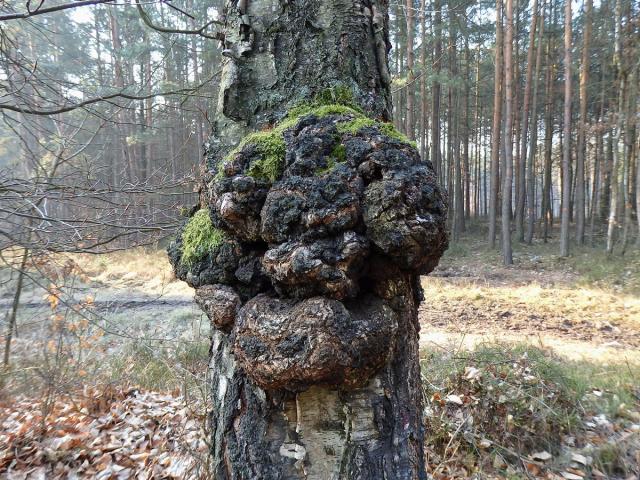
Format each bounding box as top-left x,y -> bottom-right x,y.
175,1 -> 448,479
516,0 -> 538,243
431,0 -> 443,180
541,5 -> 555,242
525,3 -> 545,245
575,0 -> 592,245
488,0 -> 503,249
502,0 -> 514,265
560,0 -> 572,257
209,0 -> 392,157
606,0 -> 623,254
405,0 -> 415,139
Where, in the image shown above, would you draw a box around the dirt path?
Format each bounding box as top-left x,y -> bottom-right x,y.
0,297 -> 194,311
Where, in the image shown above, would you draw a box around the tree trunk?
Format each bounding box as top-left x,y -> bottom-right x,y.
405,0 -> 415,139
541,3 -> 555,243
525,0 -> 545,245
636,106 -> 640,248
474,47 -> 481,218
463,41 -> 471,223
502,0 -> 514,265
203,2 -> 430,478
606,0 -> 624,255
488,0 -> 503,249
575,0 -> 592,245
559,0 -> 572,257
620,64 -> 636,255
108,8 -> 135,184
449,11 -> 464,240
419,0 -> 429,161
431,0 -> 443,179
517,0 -> 538,243
589,113 -> 601,246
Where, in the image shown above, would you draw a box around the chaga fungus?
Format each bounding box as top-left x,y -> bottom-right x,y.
169,107 -> 448,391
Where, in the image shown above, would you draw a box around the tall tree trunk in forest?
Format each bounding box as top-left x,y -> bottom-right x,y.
474,47 -> 481,218
463,41 -> 471,223
502,0 -> 514,265
431,0 -> 443,179
589,116 -> 601,245
636,101 -> 640,247
541,2 -> 555,242
450,10 -> 464,239
489,0 -> 503,249
560,0 -> 572,257
483,118 -> 488,217
512,0 -> 522,231
445,34 -> 452,205
602,133 -> 613,225
590,85 -> 605,245
575,0 -> 592,245
405,0 -> 415,139
620,64 -> 636,254
396,4 -> 407,133
517,0 -> 538,242
420,0 -> 429,160
607,0 -> 624,255
392,4 -> 402,130
526,1 -> 545,245
198,1 -> 436,478
636,125 -> 640,248
108,9 -> 135,184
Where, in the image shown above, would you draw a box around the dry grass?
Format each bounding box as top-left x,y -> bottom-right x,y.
70,247 -> 175,284
424,277 -> 639,329
63,247 -> 191,297
421,342 -> 640,479
423,229 -> 640,369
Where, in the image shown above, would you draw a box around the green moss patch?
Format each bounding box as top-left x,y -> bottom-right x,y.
315,143 -> 348,176
217,85 -> 416,182
379,122 -> 417,148
331,143 -> 346,163
335,116 -> 376,135
180,209 -> 224,266
241,131 -> 287,182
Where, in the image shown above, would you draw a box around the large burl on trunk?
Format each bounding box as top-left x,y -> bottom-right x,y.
168,1 -> 448,478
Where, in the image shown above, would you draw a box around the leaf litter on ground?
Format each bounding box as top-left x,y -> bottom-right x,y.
0,386 -> 207,479
422,344 -> 640,479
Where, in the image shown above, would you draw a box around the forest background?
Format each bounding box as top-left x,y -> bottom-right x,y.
1,0 -> 639,478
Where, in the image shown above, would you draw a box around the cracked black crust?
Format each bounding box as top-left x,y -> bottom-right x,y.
171,113 -> 448,391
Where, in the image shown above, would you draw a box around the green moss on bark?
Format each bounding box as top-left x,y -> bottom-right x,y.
314,143 -> 349,176
216,86 -> 415,181
180,209 -> 224,266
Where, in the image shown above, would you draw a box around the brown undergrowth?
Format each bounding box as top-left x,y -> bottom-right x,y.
2,230 -> 639,479
420,227 -> 640,479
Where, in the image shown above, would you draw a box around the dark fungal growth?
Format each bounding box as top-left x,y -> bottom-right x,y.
169,107 -> 448,391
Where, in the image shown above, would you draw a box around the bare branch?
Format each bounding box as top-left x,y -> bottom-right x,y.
0,70 -> 220,115
0,0 -> 117,22
135,0 -> 223,40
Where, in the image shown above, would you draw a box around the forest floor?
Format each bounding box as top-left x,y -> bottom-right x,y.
1,228 -> 639,479
419,227 -> 640,479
